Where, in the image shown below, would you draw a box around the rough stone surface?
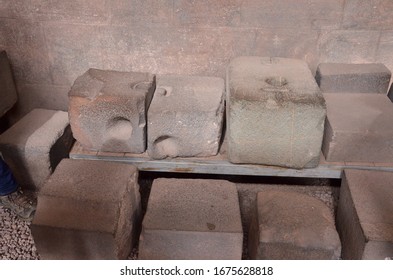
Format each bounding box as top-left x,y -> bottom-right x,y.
248,190 -> 341,260
226,56 -> 326,168
322,93 -> 393,163
0,108 -> 73,189
68,68 -> 155,153
31,159 -> 141,260
337,169 -> 393,260
0,51 -> 17,117
139,178 -> 243,260
315,63 -> 391,94
147,75 -> 225,159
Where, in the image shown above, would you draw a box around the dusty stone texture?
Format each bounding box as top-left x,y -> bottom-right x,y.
139,178 -> 243,260
342,0 -> 393,30
226,56 -> 326,168
337,170 -> 393,259
322,93 -> 393,163
315,63 -> 391,94
147,75 -> 225,159
318,30 -> 380,64
69,68 -> 155,153
31,159 -> 141,260
0,51 -> 17,117
248,190 -> 341,260
0,109 -> 73,189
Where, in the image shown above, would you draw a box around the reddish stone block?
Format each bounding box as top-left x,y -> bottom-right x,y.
69,68 -> 155,153
322,93 -> 393,163
0,109 -> 72,189
342,0 -> 393,30
173,0 -> 241,27
318,30 -> 380,64
139,178 -> 243,260
0,18 -> 51,85
316,63 -> 391,94
31,159 -> 141,260
147,75 -> 225,159
337,170 -> 393,259
376,31 -> 393,77
111,0 -> 173,26
239,0 -> 344,29
249,190 -> 341,259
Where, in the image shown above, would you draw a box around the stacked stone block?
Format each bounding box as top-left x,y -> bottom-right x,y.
337,170 -> 393,259
139,178 -> 243,259
31,159 -> 141,259
0,51 -> 17,117
68,68 -> 155,153
316,63 -> 391,94
0,109 -> 73,189
248,190 -> 341,259
226,57 -> 326,168
147,75 -> 225,159
322,93 -> 393,163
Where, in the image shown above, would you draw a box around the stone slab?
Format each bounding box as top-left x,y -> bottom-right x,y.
0,108 -> 73,189
147,75 -> 225,159
68,68 -> 155,153
248,190 -> 341,260
0,50 -> 17,117
322,93 -> 393,163
138,178 -> 243,260
31,159 -> 141,260
316,63 -> 391,94
337,169 -> 393,259
226,56 -> 326,168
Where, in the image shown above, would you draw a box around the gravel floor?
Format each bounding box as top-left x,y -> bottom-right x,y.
0,175 -> 339,260
0,206 -> 39,260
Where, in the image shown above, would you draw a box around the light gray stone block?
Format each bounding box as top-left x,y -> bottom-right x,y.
69,68 -> 155,153
316,63 -> 391,94
248,190 -> 341,260
226,57 -> 326,168
147,75 -> 225,159
0,108 -> 73,189
0,50 -> 17,117
322,93 -> 393,163
337,169 -> 393,260
139,178 -> 243,260
31,159 -> 141,260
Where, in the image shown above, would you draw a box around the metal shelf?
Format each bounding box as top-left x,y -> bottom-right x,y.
69,142 -> 393,179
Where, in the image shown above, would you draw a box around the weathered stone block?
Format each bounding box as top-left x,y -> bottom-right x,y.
31,159 -> 141,260
316,63 -> 391,94
322,93 -> 393,163
69,68 -> 155,153
337,170 -> 393,259
0,50 -> 17,117
0,109 -> 73,189
248,190 -> 341,260
226,56 -> 326,168
147,75 -> 225,159
139,178 -> 243,260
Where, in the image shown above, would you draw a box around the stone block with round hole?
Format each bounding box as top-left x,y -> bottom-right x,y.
69,68 -> 156,153
147,75 -> 225,159
226,57 -> 326,168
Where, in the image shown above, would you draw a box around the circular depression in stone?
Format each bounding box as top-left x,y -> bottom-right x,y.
265,77 -> 288,87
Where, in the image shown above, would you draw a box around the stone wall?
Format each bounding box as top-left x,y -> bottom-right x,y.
1,0 -> 392,119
